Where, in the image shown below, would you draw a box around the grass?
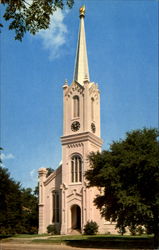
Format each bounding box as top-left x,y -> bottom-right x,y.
12,233 -> 48,238
48,234 -> 153,240
1,234 -> 154,249
0,233 -> 48,240
32,234 -> 154,249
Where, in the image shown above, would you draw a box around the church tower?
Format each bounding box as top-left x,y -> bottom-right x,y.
38,6 -> 117,235
60,6 -> 103,234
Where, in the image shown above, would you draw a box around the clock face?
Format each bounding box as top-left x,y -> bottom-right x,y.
91,123 -> 96,133
71,121 -> 80,132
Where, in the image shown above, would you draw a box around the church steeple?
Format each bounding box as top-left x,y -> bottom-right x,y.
73,6 -> 90,85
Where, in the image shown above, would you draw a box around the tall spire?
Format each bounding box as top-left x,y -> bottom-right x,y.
73,5 -> 90,85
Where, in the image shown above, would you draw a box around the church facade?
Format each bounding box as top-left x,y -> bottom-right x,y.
38,6 -> 116,235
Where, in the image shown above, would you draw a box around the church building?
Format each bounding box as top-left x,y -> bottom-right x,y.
38,6 -> 116,235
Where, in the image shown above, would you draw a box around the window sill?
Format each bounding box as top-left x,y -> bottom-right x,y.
71,117 -> 80,121
69,182 -> 82,186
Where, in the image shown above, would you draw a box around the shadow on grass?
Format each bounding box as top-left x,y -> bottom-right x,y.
0,235 -> 12,240
64,236 -> 154,249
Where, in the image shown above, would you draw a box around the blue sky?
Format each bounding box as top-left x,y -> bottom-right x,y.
1,0 -> 158,189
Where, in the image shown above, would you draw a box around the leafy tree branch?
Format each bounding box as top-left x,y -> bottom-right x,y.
1,0 -> 74,40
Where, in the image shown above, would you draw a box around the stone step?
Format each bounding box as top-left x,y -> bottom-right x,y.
70,229 -> 81,235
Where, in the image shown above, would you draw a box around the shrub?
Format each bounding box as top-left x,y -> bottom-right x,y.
47,224 -> 58,235
129,225 -> 137,236
29,226 -> 38,234
105,231 -> 111,235
83,220 -> 98,235
136,226 -> 145,235
118,226 -> 126,235
145,224 -> 153,235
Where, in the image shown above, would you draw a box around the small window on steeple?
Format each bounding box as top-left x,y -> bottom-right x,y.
73,96 -> 80,118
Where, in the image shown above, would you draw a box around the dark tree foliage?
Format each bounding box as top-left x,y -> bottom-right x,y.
1,0 -> 74,41
0,167 -> 22,234
21,187 -> 38,233
85,128 -> 159,248
0,166 -> 38,234
0,147 -> 4,164
34,183 -> 39,197
46,167 -> 54,177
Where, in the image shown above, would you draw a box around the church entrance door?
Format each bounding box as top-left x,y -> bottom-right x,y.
71,205 -> 81,230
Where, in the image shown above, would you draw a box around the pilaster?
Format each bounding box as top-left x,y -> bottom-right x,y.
38,168 -> 47,234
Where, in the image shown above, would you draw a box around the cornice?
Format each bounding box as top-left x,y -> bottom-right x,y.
61,132 -> 103,147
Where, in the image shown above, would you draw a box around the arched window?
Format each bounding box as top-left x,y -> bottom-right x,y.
73,96 -> 80,117
71,155 -> 82,183
52,191 -> 59,223
91,97 -> 95,121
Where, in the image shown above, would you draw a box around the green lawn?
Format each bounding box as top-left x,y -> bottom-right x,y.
12,233 -> 49,238
32,234 -> 154,249
1,234 -> 154,249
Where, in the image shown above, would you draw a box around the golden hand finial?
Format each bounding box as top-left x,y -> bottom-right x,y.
79,5 -> 85,17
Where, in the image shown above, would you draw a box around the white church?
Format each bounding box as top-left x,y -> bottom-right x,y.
38,6 -> 116,235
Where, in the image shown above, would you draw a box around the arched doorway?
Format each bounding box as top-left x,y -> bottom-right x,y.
71,205 -> 81,230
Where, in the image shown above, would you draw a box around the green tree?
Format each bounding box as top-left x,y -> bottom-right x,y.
1,0 -> 74,41
0,164 -> 39,234
21,187 -> 38,233
0,147 -> 3,165
34,183 -> 39,197
85,128 -> 159,248
46,167 -> 54,177
0,167 -> 22,234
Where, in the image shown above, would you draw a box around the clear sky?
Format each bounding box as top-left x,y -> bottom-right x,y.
1,0 -> 158,189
